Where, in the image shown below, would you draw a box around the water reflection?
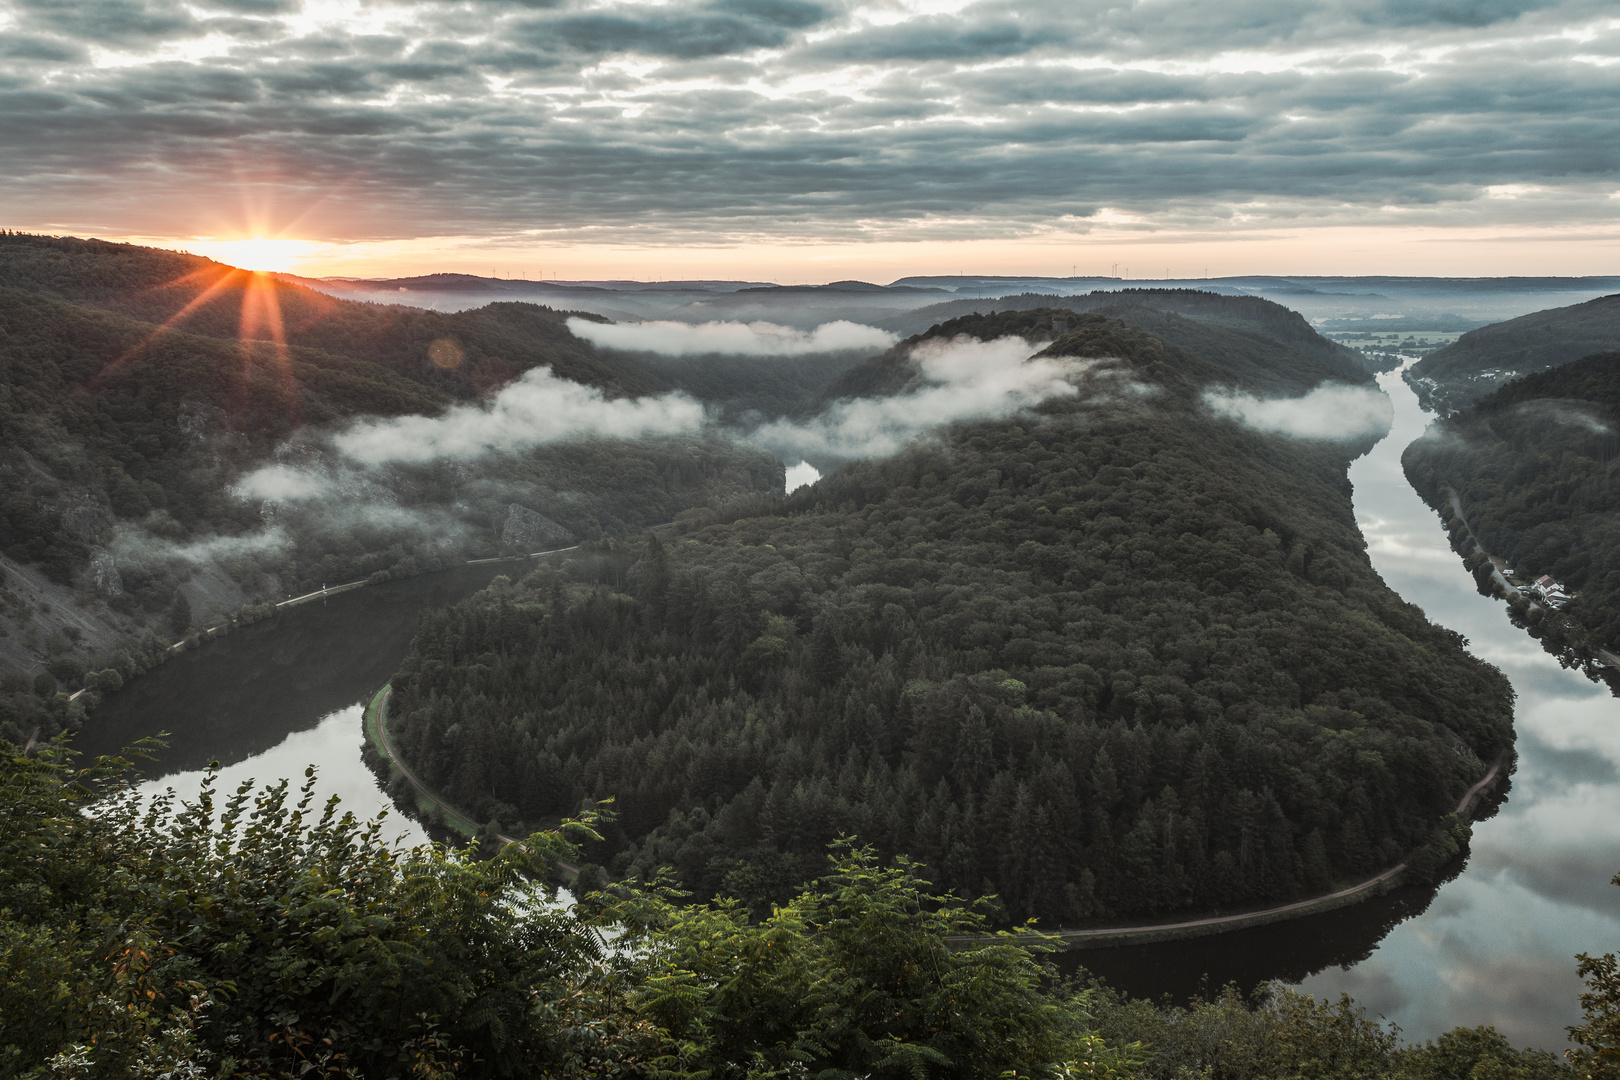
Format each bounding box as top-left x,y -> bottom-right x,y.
129,705 -> 430,848
1073,363 -> 1620,1049
75,563 -> 512,848
1292,364 -> 1620,1049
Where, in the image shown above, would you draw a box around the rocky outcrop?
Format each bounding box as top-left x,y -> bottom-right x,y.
500,504 -> 572,552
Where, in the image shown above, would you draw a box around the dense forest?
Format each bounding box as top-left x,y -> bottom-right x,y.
3,742 -> 1602,1078
1403,350 -> 1620,672
600,347 -> 871,421
1408,293 -> 1620,414
0,234 -> 779,747
385,310 -> 1512,927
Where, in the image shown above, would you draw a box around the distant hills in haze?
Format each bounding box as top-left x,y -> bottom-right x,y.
1407,293 -> 1620,414
865,288 -> 1374,379
285,265 -> 1620,330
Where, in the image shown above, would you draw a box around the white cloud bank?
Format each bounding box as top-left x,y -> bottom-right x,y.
750,335 -> 1078,460
1203,384 -> 1393,440
567,317 -> 897,357
332,365 -> 705,466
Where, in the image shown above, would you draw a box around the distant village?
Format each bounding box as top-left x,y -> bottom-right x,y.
1508,568 -> 1572,609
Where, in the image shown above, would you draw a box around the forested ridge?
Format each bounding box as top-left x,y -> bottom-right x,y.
1408,293 -> 1620,414
1403,350 -> 1620,668
874,288 -> 1375,380
387,311 -> 1512,926
816,297 -> 1369,415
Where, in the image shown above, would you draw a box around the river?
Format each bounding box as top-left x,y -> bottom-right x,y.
73,365 -> 1620,1050
1299,364 -> 1620,1045
74,562 -> 520,848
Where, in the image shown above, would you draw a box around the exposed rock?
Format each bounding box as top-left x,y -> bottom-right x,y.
501,504 -> 572,552
89,548 -> 123,596
178,401 -> 231,443
0,551 -> 133,676
274,441 -> 324,469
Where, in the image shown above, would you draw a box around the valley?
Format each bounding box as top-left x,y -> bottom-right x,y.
9,233 -> 1620,1062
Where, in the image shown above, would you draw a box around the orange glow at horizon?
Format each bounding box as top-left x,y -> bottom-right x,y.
78,221 -> 1620,285
185,237 -> 323,273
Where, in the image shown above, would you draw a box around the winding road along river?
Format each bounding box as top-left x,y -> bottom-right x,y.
75,362 -> 1620,1050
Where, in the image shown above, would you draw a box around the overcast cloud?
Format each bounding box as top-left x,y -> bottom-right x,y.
2,0 -> 1617,244
567,317 -> 897,355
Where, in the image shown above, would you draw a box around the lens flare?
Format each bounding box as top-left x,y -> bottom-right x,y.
185,237 -> 321,273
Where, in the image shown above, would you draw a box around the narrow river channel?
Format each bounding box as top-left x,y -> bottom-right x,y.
1300,363 -> 1620,1046
74,362 -> 1620,1050
73,563 -> 522,848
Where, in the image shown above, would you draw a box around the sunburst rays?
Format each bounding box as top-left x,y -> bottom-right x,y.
86,262 -> 307,427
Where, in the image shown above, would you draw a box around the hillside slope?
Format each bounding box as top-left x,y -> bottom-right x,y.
0,238 -> 779,747
875,289 -> 1372,381
0,233 -> 664,399
1403,351 -> 1620,669
1406,294 -> 1620,414
811,305 -> 1366,417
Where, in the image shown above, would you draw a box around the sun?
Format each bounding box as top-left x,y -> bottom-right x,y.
185,236 -> 321,273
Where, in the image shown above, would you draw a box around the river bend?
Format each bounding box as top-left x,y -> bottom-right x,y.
75,365 -> 1620,1049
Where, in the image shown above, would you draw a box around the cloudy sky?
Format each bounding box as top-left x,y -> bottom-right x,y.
3,0 -> 1618,278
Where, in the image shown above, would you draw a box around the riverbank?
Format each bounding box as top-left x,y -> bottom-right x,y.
369,647 -> 1506,952
169,544 -> 581,653
953,753 -> 1505,951
364,682 -> 582,878
60,546 -> 582,708
1438,484 -> 1620,679
364,685 -> 485,838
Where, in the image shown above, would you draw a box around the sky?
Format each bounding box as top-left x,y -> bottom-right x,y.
3,0 -> 1619,279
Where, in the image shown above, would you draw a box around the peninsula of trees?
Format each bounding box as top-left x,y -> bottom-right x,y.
385,309 -> 1513,925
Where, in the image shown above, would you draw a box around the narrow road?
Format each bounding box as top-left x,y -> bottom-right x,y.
369,686 -> 482,836
953,753 -> 1506,949
368,685 -> 580,874
166,543 -> 583,652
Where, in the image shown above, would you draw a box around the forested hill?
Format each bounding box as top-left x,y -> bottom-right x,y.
0,237 -> 780,748
0,232 -> 663,399
1403,350 -> 1620,667
875,289 -> 1372,379
1407,293 -> 1620,414
386,312 -> 1512,927
0,285 -> 445,574
812,305 -> 1366,414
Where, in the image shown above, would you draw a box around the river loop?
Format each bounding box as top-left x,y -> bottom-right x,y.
76,362 -> 1620,1049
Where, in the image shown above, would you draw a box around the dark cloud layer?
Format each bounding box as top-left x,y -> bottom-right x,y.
0,0 -> 1615,243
